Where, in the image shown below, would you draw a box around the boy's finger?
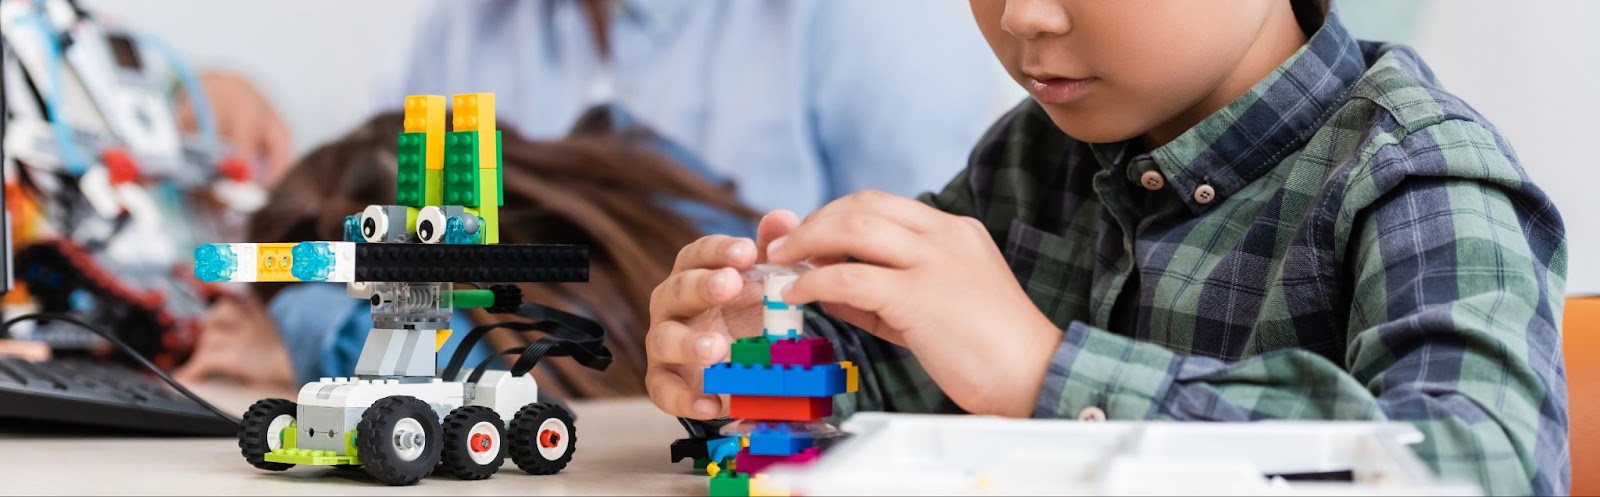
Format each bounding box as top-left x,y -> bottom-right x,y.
646,367 -> 725,419
672,235 -> 756,273
782,262 -> 896,314
806,190 -> 941,233
755,210 -> 801,263
767,212 -> 922,268
650,267 -> 743,321
646,320 -> 729,365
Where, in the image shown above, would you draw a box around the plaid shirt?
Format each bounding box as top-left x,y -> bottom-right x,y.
805,14 -> 1567,496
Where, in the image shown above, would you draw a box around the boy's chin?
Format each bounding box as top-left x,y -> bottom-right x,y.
1039,105 -> 1150,145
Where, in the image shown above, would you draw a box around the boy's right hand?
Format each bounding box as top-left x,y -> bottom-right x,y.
646,210 -> 800,419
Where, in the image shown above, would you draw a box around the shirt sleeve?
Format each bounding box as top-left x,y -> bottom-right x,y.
1031,147 -> 1566,494
804,0 -> 1010,200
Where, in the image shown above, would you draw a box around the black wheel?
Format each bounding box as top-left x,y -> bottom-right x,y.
355,396 -> 442,486
508,402 -> 576,475
238,398 -> 297,471
440,405 -> 506,480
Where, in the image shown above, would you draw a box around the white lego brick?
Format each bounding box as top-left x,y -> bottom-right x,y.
469,371 -> 539,423
232,243 -> 258,282
329,241 -> 356,282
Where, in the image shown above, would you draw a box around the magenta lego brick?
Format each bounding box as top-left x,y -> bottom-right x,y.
769,337 -> 835,367
735,447 -> 822,474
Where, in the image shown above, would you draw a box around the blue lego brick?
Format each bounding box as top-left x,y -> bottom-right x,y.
747,423 -> 814,456
782,364 -> 846,397
702,363 -> 849,397
703,363 -> 786,396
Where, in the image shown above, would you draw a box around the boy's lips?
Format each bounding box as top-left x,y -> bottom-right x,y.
1025,74 -> 1098,105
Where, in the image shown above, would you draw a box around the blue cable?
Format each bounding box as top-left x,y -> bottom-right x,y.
22,0 -> 87,176
137,32 -> 217,153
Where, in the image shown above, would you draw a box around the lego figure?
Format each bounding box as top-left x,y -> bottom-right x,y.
195,94 -> 609,486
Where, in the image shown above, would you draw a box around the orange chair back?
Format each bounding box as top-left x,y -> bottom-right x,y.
1565,297 -> 1600,495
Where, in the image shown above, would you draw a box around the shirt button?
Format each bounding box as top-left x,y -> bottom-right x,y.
1139,170 -> 1165,191
1077,406 -> 1107,422
1193,184 -> 1216,204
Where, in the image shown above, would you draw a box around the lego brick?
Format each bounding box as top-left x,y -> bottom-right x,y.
727,395 -> 831,422
402,95 -> 445,171
770,338 -> 834,367
443,131 -> 482,206
433,328 -> 452,351
263,448 -> 359,466
783,363 -> 846,397
709,471 -> 751,497
703,363 -> 785,395
477,134 -> 500,244
747,422 -> 814,456
707,436 -> 741,465
841,360 -> 859,393
253,243 -> 299,282
734,447 -> 821,474
352,243 -> 589,282
451,93 -> 496,134
703,363 -> 848,397
749,474 -> 790,497
425,168 -> 443,206
731,337 -> 771,366
396,132 -> 427,207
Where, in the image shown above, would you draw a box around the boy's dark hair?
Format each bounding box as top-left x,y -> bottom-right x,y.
1290,0 -> 1331,36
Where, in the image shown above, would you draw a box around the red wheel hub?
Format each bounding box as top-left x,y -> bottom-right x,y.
469,433 -> 494,453
539,430 -> 561,448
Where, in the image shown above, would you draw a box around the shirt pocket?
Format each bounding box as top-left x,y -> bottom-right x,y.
1001,219 -> 1095,327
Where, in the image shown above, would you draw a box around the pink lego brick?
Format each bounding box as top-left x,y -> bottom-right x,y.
769,338 -> 835,367
735,447 -> 822,474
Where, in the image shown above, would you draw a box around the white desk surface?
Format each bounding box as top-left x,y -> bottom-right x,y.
0,383 -> 706,495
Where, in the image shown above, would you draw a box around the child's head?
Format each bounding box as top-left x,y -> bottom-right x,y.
969,0 -> 1327,145
250,112 -> 757,398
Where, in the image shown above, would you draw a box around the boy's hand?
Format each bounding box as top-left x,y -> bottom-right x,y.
646,210 -> 801,419
177,70 -> 292,186
768,191 -> 1063,418
174,290 -> 294,388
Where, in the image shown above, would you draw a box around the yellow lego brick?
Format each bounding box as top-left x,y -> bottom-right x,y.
255,243 -> 299,282
749,475 -> 790,497
451,93 -> 495,134
841,360 -> 859,393
403,95 -> 446,170
434,329 -> 452,351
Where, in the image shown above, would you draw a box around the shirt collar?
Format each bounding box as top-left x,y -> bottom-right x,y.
1098,13 -> 1366,212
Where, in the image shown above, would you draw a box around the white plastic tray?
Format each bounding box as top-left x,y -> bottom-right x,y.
759,413 -> 1481,496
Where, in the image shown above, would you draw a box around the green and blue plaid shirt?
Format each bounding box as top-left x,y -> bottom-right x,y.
806,14 -> 1567,496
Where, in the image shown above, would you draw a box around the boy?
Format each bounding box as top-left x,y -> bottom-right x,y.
645,1 -> 1567,495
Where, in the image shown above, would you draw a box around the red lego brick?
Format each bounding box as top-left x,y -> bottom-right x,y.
769,338 -> 835,367
735,447 -> 822,474
728,395 -> 831,421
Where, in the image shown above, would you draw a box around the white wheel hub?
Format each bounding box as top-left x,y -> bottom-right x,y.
391,417 -> 427,461
535,418 -> 570,461
466,421 -> 501,465
266,414 -> 294,451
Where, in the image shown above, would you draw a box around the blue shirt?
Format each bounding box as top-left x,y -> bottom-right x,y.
376,0 -> 1010,215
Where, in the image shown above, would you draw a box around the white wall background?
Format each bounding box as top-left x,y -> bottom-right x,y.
83,0 -> 1600,294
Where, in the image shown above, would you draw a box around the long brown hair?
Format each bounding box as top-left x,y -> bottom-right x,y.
247,111 -> 756,399
1290,0 -> 1331,36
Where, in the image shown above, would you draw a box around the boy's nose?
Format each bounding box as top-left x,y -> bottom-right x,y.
1002,0 -> 1072,40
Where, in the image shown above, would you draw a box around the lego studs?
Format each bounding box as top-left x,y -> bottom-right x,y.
762,271 -> 802,340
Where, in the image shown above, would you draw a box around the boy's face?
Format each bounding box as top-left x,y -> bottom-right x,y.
970,0 -> 1278,144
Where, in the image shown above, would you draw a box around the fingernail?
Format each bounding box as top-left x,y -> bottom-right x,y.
693,398 -> 718,417
710,269 -> 738,295
696,336 -> 717,360
726,241 -> 751,261
767,236 -> 788,257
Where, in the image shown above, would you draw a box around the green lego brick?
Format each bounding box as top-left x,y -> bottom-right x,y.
731,337 -> 771,366
452,289 -> 495,309
264,448 -> 360,466
396,132 -> 427,207
443,131 -> 482,206
496,131 -> 504,206
709,471 -> 751,497
478,160 -> 499,244
425,169 -> 443,206
693,458 -> 712,470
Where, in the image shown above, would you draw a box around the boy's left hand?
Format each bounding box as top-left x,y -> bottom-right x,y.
767,191 -> 1063,418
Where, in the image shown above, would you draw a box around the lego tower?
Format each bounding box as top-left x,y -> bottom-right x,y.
701,269 -> 859,497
